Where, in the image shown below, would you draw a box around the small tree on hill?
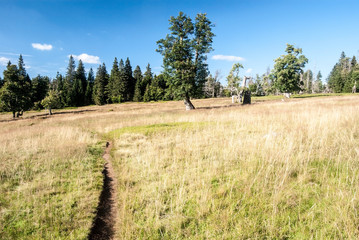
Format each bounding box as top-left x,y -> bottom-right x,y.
41,90 -> 61,115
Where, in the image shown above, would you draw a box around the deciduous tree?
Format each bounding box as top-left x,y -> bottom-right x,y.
41,90 -> 61,115
273,44 -> 308,94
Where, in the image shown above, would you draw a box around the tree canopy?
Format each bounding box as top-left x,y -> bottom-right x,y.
156,12 -> 214,109
273,44 -> 308,93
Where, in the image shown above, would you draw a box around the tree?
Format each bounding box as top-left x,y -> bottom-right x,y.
117,59 -> 127,102
41,90 -> 61,115
85,68 -> 94,105
272,44 -> 308,94
145,74 -> 167,101
17,55 -> 32,111
143,84 -> 151,102
226,63 -> 243,95
0,76 -> 3,89
107,58 -> 122,103
141,64 -> 153,95
93,63 -> 109,105
124,58 -> 135,101
0,60 -> 32,118
351,69 -> 359,93
133,66 -> 143,102
351,56 -> 357,68
193,13 -> 215,98
156,12 -> 215,110
31,75 -> 50,106
52,72 -> 65,107
327,52 -> 352,93
302,69 -> 313,93
313,71 -> 323,93
73,60 -> 86,106
64,55 -> 76,106
204,70 -> 221,98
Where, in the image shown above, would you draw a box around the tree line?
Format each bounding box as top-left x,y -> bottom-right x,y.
327,52 -> 359,93
0,54 -> 177,116
1,12 -> 358,117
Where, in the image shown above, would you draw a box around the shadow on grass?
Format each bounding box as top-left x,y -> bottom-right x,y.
0,109 -> 96,122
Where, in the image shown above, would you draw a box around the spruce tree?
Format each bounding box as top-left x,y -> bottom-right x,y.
85,68 -> 94,105
143,84 -> 151,102
107,58 -> 121,103
17,55 -> 32,111
313,71 -> 323,93
327,52 -> 352,93
124,58 -> 134,101
133,66 -> 143,102
31,75 -> 50,103
93,63 -> 109,105
351,56 -> 357,68
118,59 -> 127,101
53,72 -> 65,107
142,64 -> 153,95
64,55 -> 76,106
73,60 -> 86,106
0,60 -> 32,118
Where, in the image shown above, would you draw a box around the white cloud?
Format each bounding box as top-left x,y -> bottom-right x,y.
32,43 -> 53,51
0,57 -> 10,66
71,53 -> 100,64
211,55 -> 245,61
246,68 -> 253,73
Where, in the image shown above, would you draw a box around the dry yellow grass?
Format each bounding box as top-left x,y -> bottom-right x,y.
1,95 -> 359,239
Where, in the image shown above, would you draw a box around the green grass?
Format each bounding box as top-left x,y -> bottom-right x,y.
0,140 -> 105,240
107,121 -> 212,139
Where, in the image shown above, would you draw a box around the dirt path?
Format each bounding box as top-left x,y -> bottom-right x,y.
88,142 -> 118,240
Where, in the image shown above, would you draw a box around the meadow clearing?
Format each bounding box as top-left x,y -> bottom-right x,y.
1,94 -> 359,239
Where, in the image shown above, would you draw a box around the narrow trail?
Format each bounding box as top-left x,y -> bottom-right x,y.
88,142 -> 118,240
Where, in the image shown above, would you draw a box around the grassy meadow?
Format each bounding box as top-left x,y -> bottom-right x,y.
1,94 -> 359,239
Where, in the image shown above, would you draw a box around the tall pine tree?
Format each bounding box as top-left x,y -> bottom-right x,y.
133,65 -> 143,102
142,64 -> 153,95
64,55 -> 76,106
107,58 -> 122,103
124,58 -> 134,101
93,63 -> 109,105
73,60 -> 86,106
85,68 -> 94,105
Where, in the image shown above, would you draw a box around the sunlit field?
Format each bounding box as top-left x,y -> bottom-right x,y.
1,95 -> 359,239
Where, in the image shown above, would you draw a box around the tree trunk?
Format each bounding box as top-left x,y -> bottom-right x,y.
49,107 -> 52,115
12,111 -> 15,118
184,96 -> 195,110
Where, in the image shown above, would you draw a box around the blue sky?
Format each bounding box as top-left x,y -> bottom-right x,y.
1,0 -> 359,84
